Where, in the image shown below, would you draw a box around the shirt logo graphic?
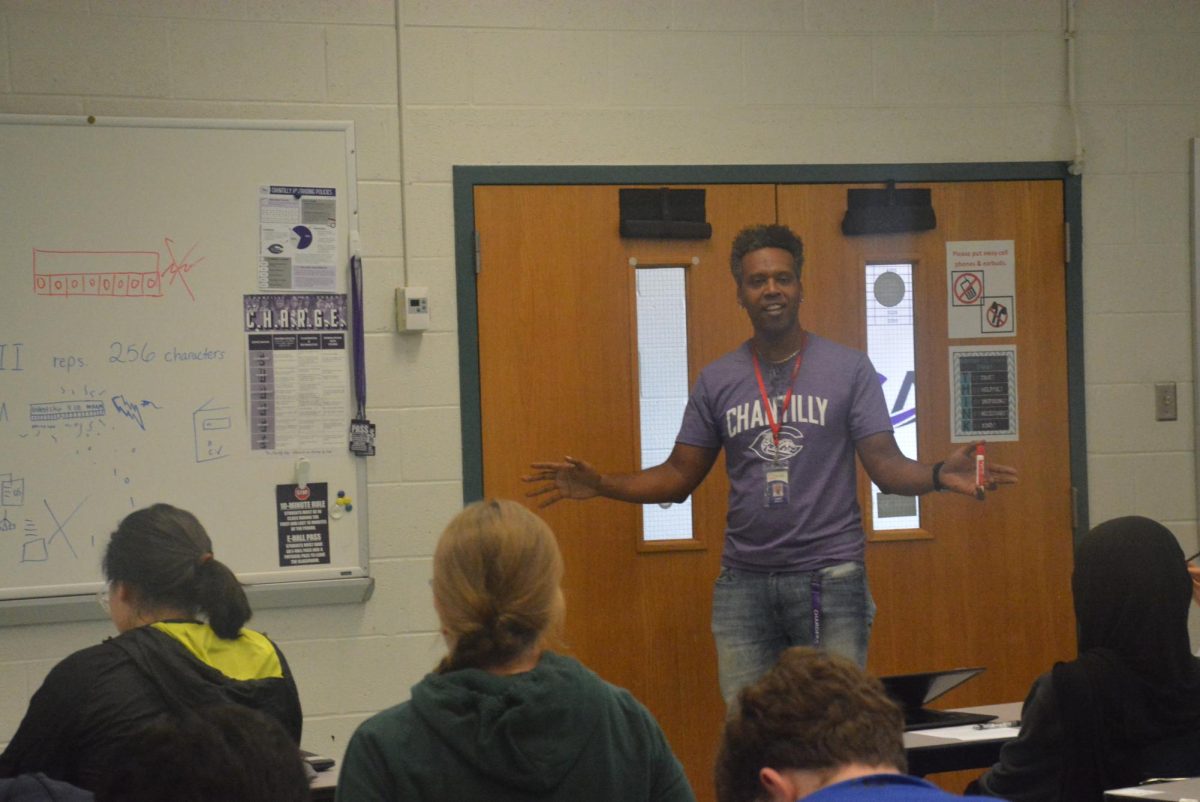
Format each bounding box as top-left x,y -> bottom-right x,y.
749,426 -> 804,462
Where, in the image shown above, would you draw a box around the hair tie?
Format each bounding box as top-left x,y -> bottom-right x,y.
198,552 -> 214,566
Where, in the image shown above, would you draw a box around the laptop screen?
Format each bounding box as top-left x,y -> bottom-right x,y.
879,667 -> 993,731
879,667 -> 985,711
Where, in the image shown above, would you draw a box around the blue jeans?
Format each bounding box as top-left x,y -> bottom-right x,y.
710,561 -> 876,705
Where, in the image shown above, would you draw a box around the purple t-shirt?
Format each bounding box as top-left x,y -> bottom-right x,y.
676,334 -> 892,572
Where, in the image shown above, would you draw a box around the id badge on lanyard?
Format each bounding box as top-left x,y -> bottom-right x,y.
764,459 -> 789,506
752,334 -> 806,510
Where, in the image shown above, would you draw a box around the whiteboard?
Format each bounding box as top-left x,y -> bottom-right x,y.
0,116 -> 368,605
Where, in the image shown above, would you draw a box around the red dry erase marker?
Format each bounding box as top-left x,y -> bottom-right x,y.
974,443 -> 986,500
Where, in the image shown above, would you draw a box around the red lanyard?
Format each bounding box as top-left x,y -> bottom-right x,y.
750,332 -> 807,448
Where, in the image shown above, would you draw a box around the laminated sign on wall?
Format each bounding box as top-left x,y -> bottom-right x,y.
950,346 -> 1019,443
946,240 -> 1017,338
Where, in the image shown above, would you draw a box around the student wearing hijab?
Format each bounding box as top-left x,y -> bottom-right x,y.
0,504 -> 302,792
970,515 -> 1200,802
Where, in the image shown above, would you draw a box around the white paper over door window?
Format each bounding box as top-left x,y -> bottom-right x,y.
866,263 -> 920,531
635,267 -> 693,541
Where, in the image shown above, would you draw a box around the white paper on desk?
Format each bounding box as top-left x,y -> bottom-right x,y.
1105,789 -> 1163,797
910,724 -> 1021,741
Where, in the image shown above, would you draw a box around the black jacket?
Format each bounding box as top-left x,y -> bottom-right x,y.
0,774 -> 92,802
0,623 -> 301,791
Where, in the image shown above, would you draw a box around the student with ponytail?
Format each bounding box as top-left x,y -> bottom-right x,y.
337,499 -> 695,802
0,503 -> 302,792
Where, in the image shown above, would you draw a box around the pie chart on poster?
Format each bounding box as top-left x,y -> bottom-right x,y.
292,225 -> 313,249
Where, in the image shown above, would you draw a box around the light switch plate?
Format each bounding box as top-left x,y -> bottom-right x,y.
1155,382 -> 1177,422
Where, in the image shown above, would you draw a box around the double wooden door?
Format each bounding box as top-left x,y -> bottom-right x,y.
473,181 -> 1075,801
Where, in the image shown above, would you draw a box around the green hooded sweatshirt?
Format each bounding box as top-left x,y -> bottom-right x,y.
337,651 -> 695,802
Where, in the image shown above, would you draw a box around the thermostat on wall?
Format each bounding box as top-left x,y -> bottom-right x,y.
396,287 -> 429,332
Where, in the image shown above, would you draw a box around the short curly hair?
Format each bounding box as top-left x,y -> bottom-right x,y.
729,224 -> 804,285
98,705 -> 309,802
715,647 -> 906,802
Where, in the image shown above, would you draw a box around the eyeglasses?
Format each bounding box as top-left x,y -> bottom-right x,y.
96,584 -> 112,614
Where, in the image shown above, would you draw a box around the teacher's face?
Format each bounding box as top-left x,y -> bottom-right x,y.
737,247 -> 803,338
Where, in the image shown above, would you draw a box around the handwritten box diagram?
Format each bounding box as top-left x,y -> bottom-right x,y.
29,400 -> 106,424
33,249 -> 162,298
1,475 -> 24,507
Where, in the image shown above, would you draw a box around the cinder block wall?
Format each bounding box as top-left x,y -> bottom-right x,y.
2,0 -> 1198,761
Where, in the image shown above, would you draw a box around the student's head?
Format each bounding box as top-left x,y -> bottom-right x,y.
102,503 -> 250,639
96,705 -> 309,802
729,224 -> 804,287
432,499 -> 565,673
1073,515 -> 1193,676
715,647 -> 906,802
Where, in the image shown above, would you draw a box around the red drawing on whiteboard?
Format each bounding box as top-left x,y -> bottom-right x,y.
32,238 -> 203,301
164,238 -> 205,302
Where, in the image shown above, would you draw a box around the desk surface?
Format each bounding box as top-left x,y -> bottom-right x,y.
1106,777 -> 1200,801
904,702 -> 1022,777
309,763 -> 338,801
304,702 -> 1022,792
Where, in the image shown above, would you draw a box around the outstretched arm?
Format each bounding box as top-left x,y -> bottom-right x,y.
855,433 -> 1017,498
523,442 -> 720,508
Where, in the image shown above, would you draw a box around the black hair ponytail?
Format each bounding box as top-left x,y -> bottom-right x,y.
195,557 -> 252,639
104,503 -> 252,639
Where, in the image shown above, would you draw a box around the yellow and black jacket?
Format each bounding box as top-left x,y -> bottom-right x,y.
0,621 -> 301,792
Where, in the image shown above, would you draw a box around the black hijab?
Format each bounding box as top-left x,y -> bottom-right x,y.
1052,516 -> 1200,801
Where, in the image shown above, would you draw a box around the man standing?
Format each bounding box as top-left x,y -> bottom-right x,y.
715,647 -> 966,802
524,224 -> 1014,702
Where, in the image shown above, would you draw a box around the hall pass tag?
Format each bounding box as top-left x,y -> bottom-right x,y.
349,418 -> 375,456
